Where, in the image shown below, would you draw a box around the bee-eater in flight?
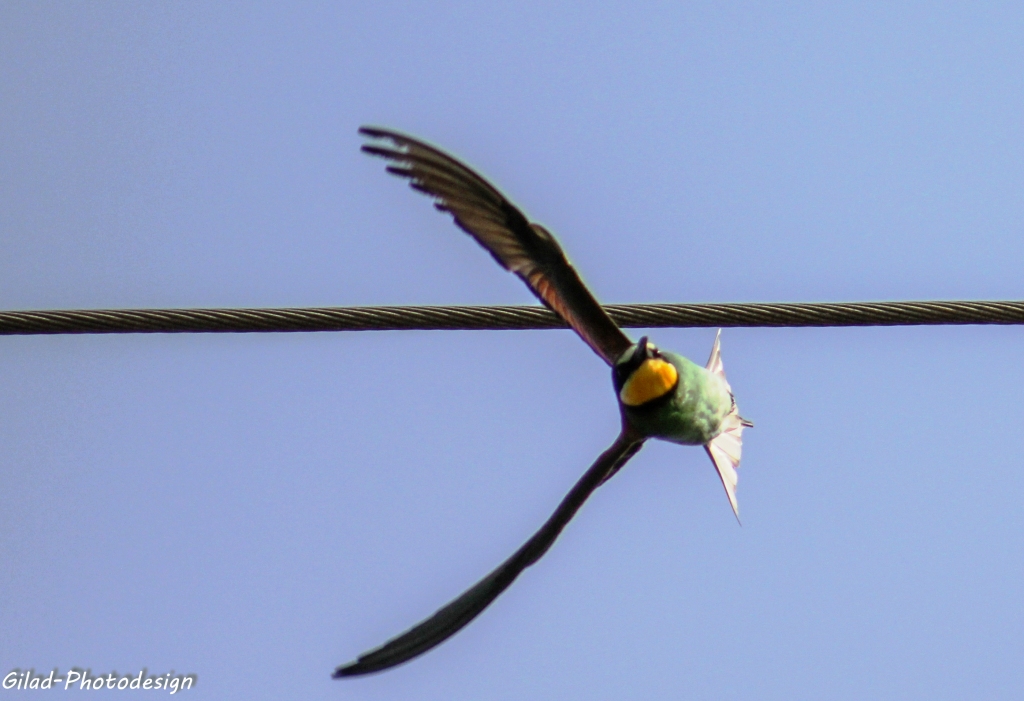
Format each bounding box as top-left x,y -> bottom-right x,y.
335,127 -> 752,677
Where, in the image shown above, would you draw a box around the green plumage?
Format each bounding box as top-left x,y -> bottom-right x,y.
618,350 -> 733,445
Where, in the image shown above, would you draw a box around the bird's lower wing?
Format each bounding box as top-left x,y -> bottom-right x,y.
359,126 -> 633,366
334,431 -> 645,677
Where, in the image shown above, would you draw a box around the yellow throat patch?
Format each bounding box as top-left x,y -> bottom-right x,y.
619,358 -> 679,407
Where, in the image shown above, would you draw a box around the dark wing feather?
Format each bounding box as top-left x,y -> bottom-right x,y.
334,432 -> 645,677
359,126 -> 633,366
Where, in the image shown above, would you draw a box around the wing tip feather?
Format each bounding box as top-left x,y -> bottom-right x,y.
359,125 -> 395,140
361,144 -> 404,160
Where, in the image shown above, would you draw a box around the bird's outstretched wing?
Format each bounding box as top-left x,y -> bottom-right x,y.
703,330 -> 752,522
334,431 -> 645,677
360,126 -> 633,366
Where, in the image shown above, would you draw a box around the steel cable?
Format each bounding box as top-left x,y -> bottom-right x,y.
3,300 -> 1024,336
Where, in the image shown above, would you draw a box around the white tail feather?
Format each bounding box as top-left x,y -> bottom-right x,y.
703,330 -> 750,522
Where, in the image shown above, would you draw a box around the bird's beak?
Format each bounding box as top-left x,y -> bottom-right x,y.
631,336 -> 649,366
613,336 -> 653,392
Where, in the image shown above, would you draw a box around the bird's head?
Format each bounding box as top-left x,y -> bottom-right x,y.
613,336 -> 679,407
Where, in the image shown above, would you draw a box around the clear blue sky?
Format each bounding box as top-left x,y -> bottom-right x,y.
3,3 -> 1023,699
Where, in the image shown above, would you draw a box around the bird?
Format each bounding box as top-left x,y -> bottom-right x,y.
334,127 -> 752,677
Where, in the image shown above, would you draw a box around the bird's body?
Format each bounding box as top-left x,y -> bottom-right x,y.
335,127 -> 752,677
619,348 -> 732,446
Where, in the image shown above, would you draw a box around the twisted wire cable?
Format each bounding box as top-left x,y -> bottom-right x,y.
3,300 -> 1024,336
